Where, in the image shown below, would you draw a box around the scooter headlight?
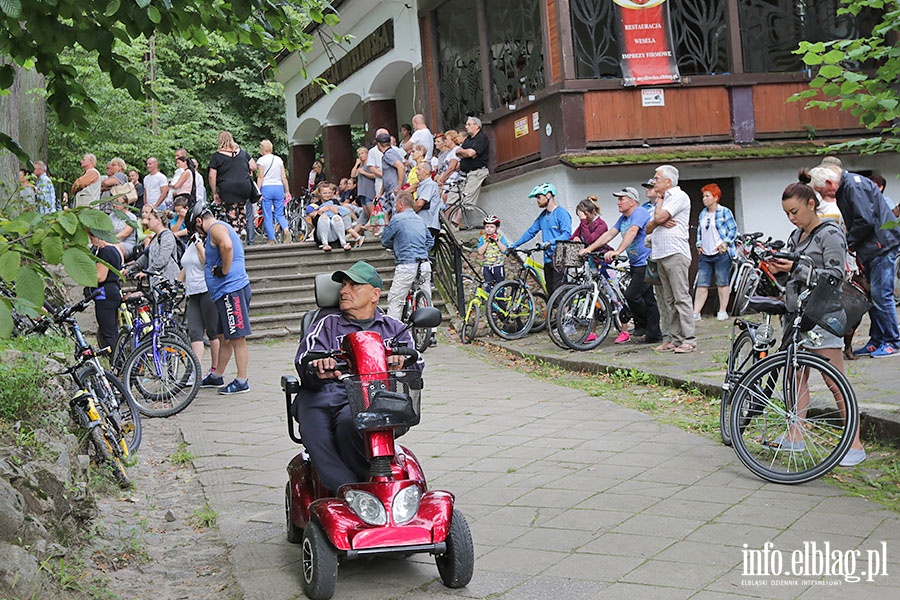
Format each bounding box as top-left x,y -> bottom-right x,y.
345,490 -> 387,526
392,485 -> 422,524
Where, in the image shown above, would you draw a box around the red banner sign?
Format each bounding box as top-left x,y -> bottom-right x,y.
614,0 -> 680,87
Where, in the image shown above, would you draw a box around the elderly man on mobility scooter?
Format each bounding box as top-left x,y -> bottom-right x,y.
285,260 -> 474,600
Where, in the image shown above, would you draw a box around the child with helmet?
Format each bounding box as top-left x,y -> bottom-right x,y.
477,215 -> 509,292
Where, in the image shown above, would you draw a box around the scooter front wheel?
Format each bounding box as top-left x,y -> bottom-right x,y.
436,509 -> 474,588
301,520 -> 338,600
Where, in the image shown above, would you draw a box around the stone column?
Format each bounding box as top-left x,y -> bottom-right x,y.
363,98 -> 399,146
321,125 -> 354,184
289,144 -> 316,195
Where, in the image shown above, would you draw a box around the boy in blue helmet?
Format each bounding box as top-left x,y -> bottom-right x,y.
509,182 -> 572,295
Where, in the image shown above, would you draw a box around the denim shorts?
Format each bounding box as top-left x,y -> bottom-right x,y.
696,252 -> 731,287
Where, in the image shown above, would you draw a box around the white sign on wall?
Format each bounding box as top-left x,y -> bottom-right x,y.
641,88 -> 665,107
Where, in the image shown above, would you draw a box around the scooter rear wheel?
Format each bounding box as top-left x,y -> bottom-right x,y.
302,520 -> 338,600
436,509 -> 474,588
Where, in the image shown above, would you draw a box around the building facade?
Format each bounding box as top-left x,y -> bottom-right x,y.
276,0 -> 899,244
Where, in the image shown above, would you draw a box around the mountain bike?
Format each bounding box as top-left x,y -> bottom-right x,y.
727,253 -> 867,484
30,289 -> 142,487
728,233 -> 786,315
401,258 -> 435,352
442,178 -> 488,230
250,191 -> 311,243
459,274 -> 490,344
555,254 -> 631,351
486,245 -> 548,339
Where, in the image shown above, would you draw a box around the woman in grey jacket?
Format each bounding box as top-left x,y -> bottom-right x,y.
767,181 -> 865,467
131,208 -> 181,286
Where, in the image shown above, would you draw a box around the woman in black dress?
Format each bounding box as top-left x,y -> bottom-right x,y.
208,131 -> 257,238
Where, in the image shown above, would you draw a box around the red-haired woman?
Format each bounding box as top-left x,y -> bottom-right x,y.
693,183 -> 737,320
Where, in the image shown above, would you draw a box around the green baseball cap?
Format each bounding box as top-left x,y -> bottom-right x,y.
332,261 -> 383,289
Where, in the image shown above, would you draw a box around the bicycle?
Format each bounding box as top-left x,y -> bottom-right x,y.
719,310 -> 778,446
459,274 -> 490,344
111,276 -> 189,377
486,245 -> 548,340
726,253 -> 866,484
251,191 -> 311,244
115,273 -> 201,417
442,178 -> 488,230
727,233 -> 786,315
30,289 -> 142,487
401,258 -> 435,352
555,254 -> 632,351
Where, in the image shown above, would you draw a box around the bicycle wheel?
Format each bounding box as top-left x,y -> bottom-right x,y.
460,300 -> 481,344
729,351 -> 857,484
720,330 -> 755,447
529,291 -> 549,333
90,426 -> 131,488
110,329 -> 136,376
77,365 -> 142,454
290,210 -> 310,244
556,285 -> 613,351
487,281 -> 535,340
411,290 -> 433,352
122,337 -> 201,417
545,283 -> 576,349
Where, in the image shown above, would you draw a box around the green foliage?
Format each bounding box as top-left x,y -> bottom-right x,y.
191,503 -> 219,529
792,0 -> 900,154
0,353 -> 48,422
1,0 -> 340,159
169,441 -> 195,465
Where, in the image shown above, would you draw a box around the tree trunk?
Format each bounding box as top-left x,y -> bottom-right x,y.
0,59 -> 47,216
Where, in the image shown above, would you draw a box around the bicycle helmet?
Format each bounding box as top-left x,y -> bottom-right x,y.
186,200 -> 211,233
528,182 -> 557,199
483,214 -> 501,227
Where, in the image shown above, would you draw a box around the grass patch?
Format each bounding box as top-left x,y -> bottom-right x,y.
169,442 -> 195,465
0,354 -> 50,422
39,556 -> 117,600
191,504 -> 219,529
561,141 -> 845,167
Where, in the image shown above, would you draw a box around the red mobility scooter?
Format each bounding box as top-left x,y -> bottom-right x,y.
281,274 -> 475,600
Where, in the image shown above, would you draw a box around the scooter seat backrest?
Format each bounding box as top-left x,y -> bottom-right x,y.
315,272 -> 342,308
299,273 -> 343,339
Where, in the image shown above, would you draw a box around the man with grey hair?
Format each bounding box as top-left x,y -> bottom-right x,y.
457,116 -> 490,212
646,164 -> 696,353
809,161 -> 900,358
32,160 -> 57,214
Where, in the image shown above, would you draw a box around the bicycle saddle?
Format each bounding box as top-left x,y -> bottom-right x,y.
745,296 -> 787,315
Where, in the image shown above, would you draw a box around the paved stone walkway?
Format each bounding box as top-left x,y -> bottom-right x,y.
174,338 -> 900,599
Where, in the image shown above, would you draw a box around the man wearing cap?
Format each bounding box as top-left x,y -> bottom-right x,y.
294,261 -> 422,492
580,187 -> 661,344
646,164 -> 696,353
809,161 -> 900,358
641,177 -> 670,335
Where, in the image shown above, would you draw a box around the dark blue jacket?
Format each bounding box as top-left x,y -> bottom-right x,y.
294,309 -> 423,407
836,170 -> 900,264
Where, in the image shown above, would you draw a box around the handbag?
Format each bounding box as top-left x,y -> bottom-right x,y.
249,181 -> 262,204
109,181 -> 139,204
644,259 -> 661,285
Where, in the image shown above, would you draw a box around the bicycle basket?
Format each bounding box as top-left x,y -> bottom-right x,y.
801,273 -> 871,337
343,370 -> 422,431
553,240 -> 585,269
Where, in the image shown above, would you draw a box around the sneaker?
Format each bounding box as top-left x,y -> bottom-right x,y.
839,448 -> 866,467
218,379 -> 249,395
563,324 -> 577,337
693,313 -> 702,322
771,435 -> 805,452
716,311 -> 729,321
585,333 -> 598,343
200,373 -> 225,388
871,343 -> 899,358
614,331 -> 631,344
853,343 -> 877,356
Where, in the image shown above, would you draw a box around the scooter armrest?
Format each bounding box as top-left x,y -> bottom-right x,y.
281,375 -> 301,395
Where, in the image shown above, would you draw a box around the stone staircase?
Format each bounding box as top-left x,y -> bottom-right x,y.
244,241 -> 444,340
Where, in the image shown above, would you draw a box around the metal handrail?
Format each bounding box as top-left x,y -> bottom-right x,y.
433,213 -> 482,316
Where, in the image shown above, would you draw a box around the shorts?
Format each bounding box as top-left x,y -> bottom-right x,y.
214,284 -> 252,340
357,195 -> 373,207
696,252 -> 731,287
187,292 -> 222,343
